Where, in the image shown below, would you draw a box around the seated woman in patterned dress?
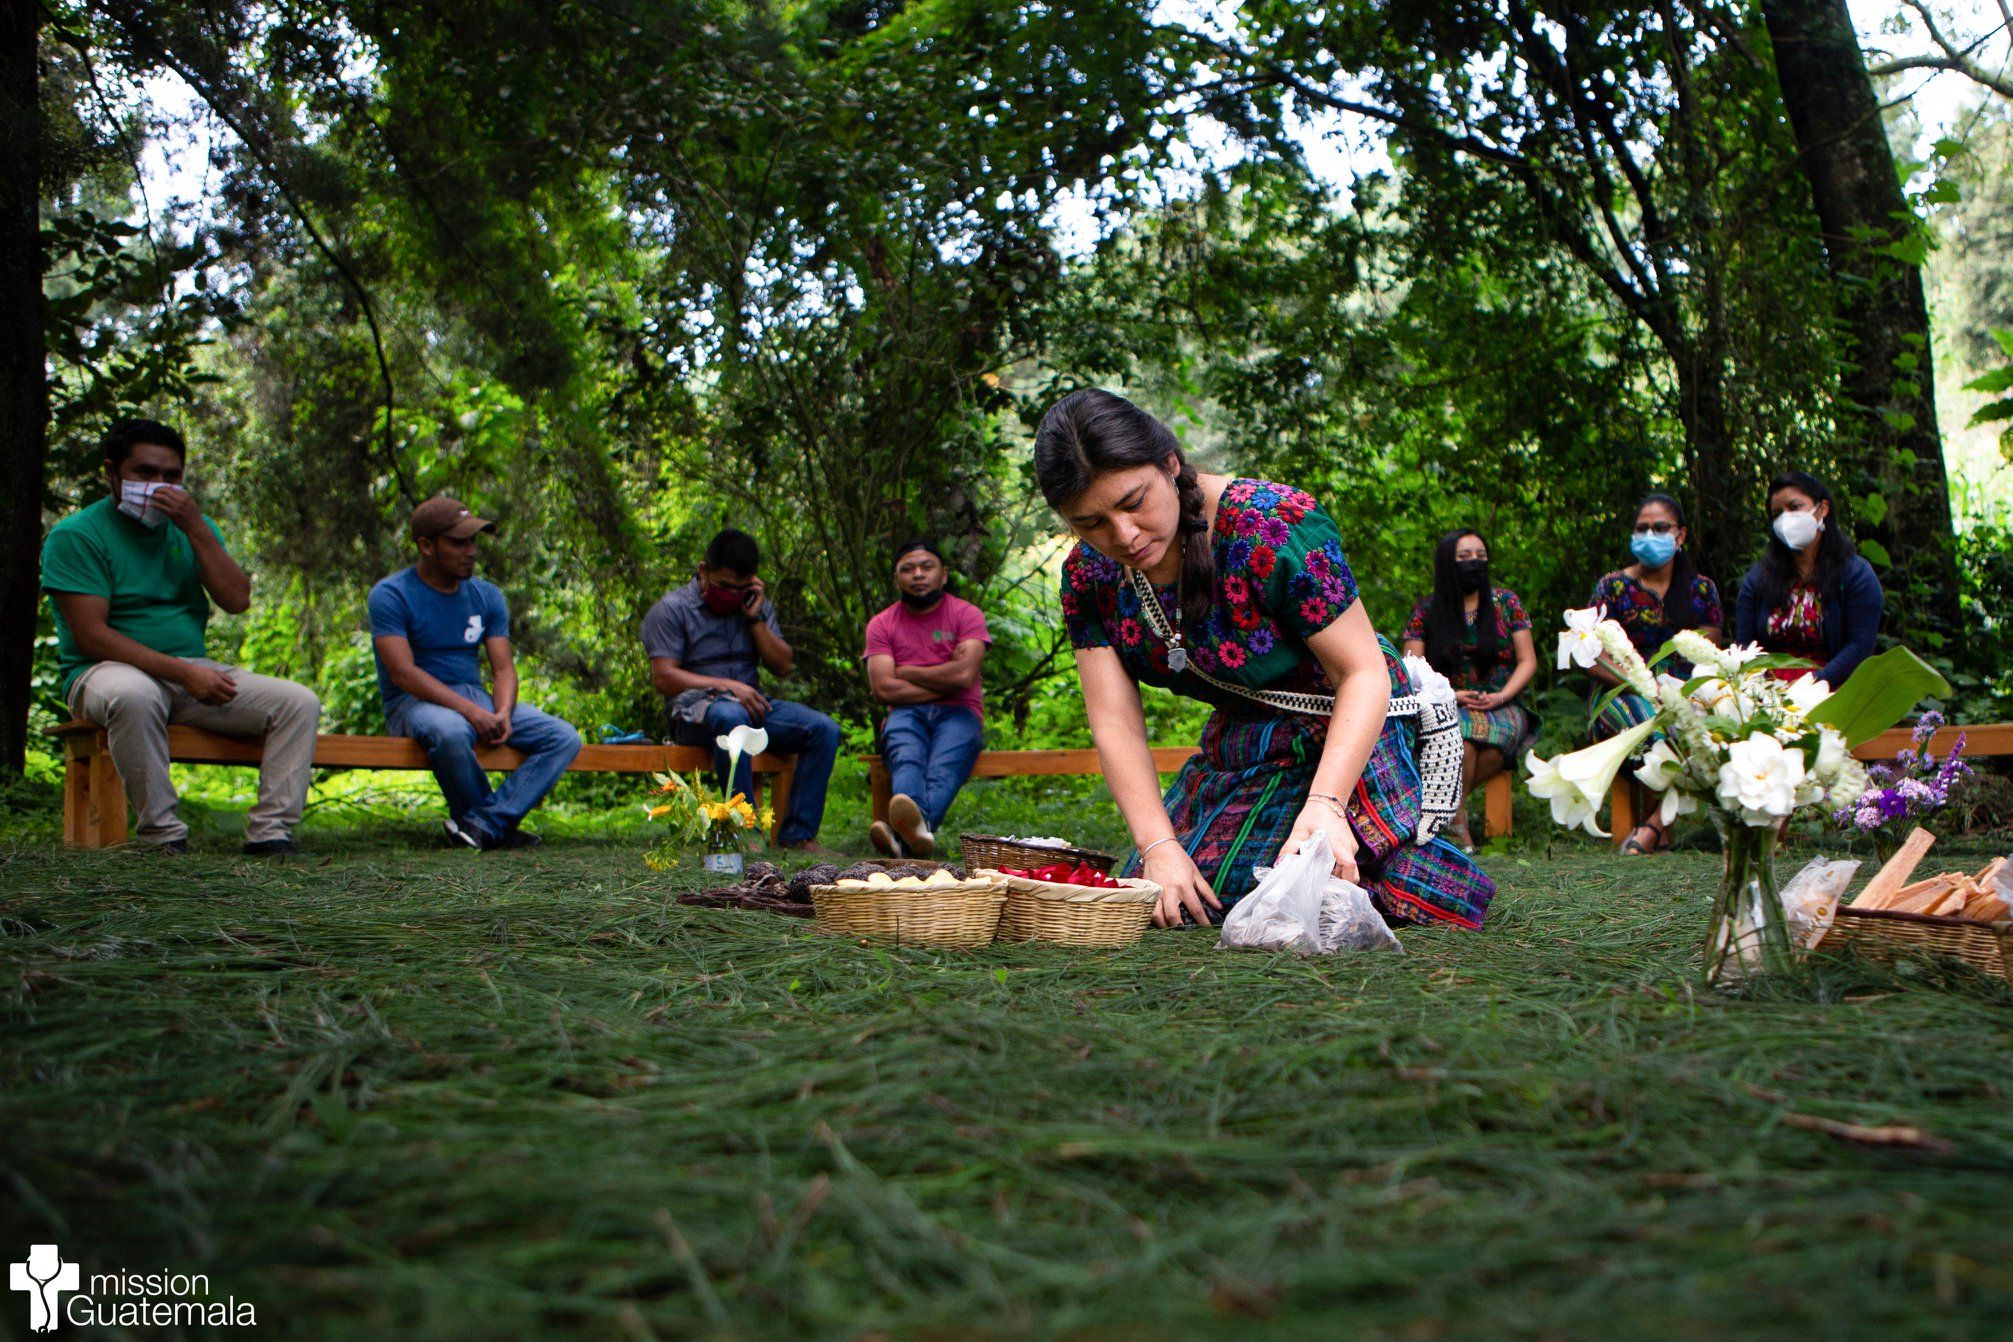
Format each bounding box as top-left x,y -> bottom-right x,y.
1399,529 -> 1538,851
1586,492 -> 1723,855
1037,388 -> 1494,931
1734,470 -> 1882,691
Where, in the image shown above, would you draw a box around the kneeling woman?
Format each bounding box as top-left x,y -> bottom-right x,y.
1037,389 -> 1494,931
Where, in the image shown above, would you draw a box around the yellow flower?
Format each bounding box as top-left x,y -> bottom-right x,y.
646,803 -> 674,820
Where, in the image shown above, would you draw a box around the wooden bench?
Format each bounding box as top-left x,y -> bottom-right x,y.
48,720 -> 797,849
1607,721 -> 2013,846
864,748 -> 1519,843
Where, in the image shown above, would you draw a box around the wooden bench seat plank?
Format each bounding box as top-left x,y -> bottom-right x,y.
47,720 -> 794,849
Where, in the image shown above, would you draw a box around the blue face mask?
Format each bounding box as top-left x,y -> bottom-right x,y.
1630,531 -> 1678,568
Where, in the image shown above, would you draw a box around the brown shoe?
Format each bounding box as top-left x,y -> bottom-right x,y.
887,793 -> 935,855
868,820 -> 904,857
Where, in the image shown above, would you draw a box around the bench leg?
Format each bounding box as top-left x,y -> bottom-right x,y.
66,737 -> 128,849
869,759 -> 892,826
1483,772 -> 1513,839
1610,778 -> 1636,848
768,762 -> 794,845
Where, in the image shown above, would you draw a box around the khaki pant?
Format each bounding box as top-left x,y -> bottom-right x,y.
68,658 -> 322,845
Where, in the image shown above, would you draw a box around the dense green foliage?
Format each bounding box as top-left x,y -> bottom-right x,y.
4,830 -> 2010,1338
23,0 -> 2013,762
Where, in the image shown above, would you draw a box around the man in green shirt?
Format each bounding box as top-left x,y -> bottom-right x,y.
42,419 -> 322,854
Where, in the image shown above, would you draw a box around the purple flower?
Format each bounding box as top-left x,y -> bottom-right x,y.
1912,710 -> 1945,744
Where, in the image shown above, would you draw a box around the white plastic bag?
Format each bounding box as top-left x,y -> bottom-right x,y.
1218,829 -> 1403,955
1780,856 -> 1859,949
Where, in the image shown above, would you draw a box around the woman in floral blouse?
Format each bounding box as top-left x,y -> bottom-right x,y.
1400,529 -> 1538,850
1585,493 -> 1723,854
1039,389 -> 1493,931
1734,470 -> 1882,691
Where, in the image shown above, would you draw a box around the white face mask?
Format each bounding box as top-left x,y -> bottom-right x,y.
117,479 -> 169,528
1772,509 -> 1822,552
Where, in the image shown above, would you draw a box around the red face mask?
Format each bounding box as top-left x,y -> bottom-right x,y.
702,583 -> 747,616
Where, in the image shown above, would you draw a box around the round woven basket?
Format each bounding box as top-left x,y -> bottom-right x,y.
809,880 -> 1006,948
960,834 -> 1118,876
1822,906 -> 2011,984
979,870 -> 1161,948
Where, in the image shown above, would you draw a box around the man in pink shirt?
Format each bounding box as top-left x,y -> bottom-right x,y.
862,539 -> 991,855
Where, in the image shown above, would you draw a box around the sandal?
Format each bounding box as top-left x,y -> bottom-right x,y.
1619,823 -> 1661,856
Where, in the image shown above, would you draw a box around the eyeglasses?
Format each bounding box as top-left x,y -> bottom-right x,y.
1632,522 -> 1678,536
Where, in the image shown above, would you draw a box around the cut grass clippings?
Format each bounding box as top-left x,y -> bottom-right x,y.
3,828 -> 2011,1340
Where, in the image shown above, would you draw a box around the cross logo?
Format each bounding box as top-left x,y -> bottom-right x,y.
11,1245 -> 80,1333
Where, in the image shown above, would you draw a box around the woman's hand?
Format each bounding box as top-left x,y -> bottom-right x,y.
1141,841 -> 1222,928
1283,802 -> 1361,885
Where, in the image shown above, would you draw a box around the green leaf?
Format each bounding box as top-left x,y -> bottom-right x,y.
1993,328 -> 2013,359
1806,646 -> 1952,748
1857,492 -> 1887,525
1921,180 -> 1960,205
1963,367 -> 2013,394
1881,409 -> 1917,432
1934,137 -> 1966,159
1859,538 -> 1893,568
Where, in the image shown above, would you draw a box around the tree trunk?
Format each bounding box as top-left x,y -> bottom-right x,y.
1761,0 -> 1961,646
1674,338 -> 1746,597
0,0 -> 45,774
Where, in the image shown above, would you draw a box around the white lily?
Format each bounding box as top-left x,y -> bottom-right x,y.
1527,718 -> 1658,837
1810,725 -> 1850,783
1557,605 -> 1606,671
715,723 -> 770,790
1633,738 -> 1699,827
1634,738 -> 1682,792
1784,673 -> 1833,719
1526,750 -> 1602,835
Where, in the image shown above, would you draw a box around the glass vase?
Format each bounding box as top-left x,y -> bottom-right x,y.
702,823 -> 744,878
1704,816 -> 1795,990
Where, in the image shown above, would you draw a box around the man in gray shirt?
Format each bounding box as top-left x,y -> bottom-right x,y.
641,529 -> 840,852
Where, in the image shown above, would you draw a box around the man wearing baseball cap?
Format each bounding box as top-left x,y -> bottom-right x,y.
368,495 -> 581,849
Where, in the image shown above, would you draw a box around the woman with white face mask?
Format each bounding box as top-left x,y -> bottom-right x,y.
1734,470 -> 1884,690
1585,493 -> 1725,855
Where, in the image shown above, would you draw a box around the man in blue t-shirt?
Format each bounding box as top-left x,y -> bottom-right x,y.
368,497 -> 581,849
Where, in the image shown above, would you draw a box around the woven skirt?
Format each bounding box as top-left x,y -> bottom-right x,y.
1459,701 -> 1533,756
1123,654 -> 1495,930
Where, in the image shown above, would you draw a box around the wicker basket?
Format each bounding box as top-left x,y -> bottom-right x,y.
980,870 -> 1161,947
809,880 -> 1006,948
960,834 -> 1118,876
1820,906 -> 2012,985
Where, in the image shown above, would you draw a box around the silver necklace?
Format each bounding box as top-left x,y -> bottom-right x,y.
1129,562 -> 1187,672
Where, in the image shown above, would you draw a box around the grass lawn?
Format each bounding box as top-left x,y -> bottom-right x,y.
4,806 -> 2011,1340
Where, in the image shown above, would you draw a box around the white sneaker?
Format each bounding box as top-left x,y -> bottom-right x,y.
887,793 -> 935,856
442,818 -> 484,851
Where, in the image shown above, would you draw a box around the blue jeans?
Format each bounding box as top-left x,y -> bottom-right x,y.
388,686 -> 583,841
880,703 -> 984,831
678,698 -> 840,845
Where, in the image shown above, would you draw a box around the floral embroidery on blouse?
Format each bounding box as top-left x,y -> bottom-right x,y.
1059,479 -> 1360,703
1400,588 -> 1531,693
1588,570 -> 1724,677
1767,582 -> 1826,659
